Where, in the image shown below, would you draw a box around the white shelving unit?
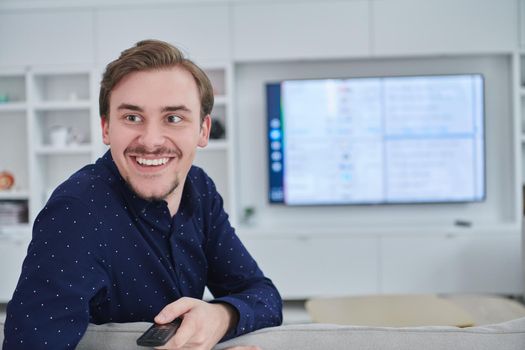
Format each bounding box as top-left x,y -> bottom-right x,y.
0,63 -> 234,300
0,69 -> 30,223
0,63 -> 234,225
195,63 -> 236,219
0,69 -> 31,301
26,68 -> 98,220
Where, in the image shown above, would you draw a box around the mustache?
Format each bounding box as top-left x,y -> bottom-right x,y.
124,146 -> 181,158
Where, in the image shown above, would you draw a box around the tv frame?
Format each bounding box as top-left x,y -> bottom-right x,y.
266,73 -> 487,207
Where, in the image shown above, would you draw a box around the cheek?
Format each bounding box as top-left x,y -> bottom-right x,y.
170,128 -> 200,145
109,127 -> 138,147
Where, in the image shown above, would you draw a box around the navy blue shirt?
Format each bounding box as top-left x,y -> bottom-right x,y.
3,151 -> 282,349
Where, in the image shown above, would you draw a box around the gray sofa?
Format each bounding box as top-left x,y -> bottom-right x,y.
2,317 -> 524,349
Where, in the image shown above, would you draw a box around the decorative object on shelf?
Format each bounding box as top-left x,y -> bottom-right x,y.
0,93 -> 8,103
48,125 -> 71,147
0,171 -> 15,191
242,206 -> 256,225
0,200 -> 28,225
210,119 -> 225,139
68,127 -> 88,146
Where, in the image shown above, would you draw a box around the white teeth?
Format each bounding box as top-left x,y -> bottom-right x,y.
136,157 -> 169,166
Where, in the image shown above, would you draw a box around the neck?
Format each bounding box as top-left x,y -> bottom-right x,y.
167,178 -> 185,217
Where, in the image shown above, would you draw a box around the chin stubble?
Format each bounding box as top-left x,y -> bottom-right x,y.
125,175 -> 180,203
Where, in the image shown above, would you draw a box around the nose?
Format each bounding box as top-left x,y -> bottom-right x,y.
138,121 -> 166,149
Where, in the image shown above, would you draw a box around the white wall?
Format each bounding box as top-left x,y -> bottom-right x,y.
0,0 -> 522,298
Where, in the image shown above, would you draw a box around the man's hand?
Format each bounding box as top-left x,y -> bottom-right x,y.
153,297 -> 259,350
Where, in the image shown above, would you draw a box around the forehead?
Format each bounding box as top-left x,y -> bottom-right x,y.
110,67 -> 200,109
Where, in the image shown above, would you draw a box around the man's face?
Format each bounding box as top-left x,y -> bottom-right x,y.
101,66 -> 210,203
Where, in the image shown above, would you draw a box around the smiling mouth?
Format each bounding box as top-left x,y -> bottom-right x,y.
135,157 -> 170,166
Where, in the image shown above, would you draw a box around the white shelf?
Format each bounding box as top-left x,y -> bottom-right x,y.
0,190 -> 29,200
33,100 -> 91,111
0,102 -> 27,112
0,223 -> 31,235
35,144 -> 92,155
202,139 -> 228,151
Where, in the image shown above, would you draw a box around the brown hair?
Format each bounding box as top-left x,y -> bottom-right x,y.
99,39 -> 214,123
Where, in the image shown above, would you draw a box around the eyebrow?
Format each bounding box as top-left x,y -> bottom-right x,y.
117,103 -> 144,112
116,103 -> 191,113
161,105 -> 191,113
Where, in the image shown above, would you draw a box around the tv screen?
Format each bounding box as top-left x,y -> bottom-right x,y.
266,74 -> 485,205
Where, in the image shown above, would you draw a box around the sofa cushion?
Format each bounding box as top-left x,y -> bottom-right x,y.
305,294 -> 477,327
2,318 -> 524,349
215,319 -> 525,350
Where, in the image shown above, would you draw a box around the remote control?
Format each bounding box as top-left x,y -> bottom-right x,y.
136,318 -> 182,347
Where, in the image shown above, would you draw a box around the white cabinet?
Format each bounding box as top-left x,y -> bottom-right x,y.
241,234 -> 380,299
0,228 -> 31,301
232,0 -> 370,61
380,233 -> 523,294
372,0 -> 518,56
95,4 -> 231,65
0,10 -> 94,66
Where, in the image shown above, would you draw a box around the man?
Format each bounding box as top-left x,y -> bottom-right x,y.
3,40 -> 282,349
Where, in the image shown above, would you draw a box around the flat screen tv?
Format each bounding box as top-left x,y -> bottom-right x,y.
266,74 -> 485,205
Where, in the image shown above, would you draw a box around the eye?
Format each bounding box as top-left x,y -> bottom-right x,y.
125,114 -> 142,123
167,115 -> 182,124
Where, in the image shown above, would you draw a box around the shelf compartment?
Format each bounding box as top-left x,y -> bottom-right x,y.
214,95 -> 227,106
0,111 -> 28,191
34,109 -> 92,147
33,100 -> 91,111
33,73 -> 90,103
205,68 -> 227,96
0,200 -> 29,226
33,154 -> 91,207
0,74 -> 26,104
0,102 -> 27,112
35,144 -> 92,155
193,150 -> 230,212
0,190 -> 30,200
200,140 -> 228,151
210,104 -> 227,141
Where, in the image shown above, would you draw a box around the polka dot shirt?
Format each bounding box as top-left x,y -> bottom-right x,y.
2,151 -> 282,349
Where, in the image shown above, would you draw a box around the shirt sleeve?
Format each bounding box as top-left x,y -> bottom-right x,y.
202,176 -> 283,341
2,196 -> 110,350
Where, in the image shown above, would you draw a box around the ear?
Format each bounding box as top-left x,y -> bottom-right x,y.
101,116 -> 110,145
198,115 -> 211,148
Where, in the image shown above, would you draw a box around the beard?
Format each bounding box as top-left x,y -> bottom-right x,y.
125,174 -> 180,203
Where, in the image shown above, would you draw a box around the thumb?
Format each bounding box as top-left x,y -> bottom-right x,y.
154,297 -> 195,324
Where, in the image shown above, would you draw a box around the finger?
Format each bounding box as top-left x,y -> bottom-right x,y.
155,297 -> 195,324
162,313 -> 197,349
